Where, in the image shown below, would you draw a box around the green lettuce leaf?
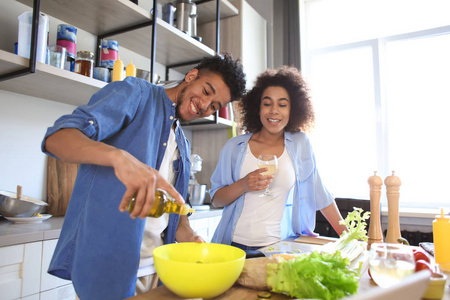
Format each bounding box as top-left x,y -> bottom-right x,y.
266,251 -> 360,300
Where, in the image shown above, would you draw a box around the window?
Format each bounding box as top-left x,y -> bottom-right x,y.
301,0 -> 450,208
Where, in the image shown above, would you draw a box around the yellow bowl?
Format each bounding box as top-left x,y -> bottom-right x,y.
153,243 -> 246,299
423,272 -> 447,300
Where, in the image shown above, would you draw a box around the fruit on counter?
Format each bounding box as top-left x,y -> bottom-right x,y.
415,259 -> 433,273
321,207 -> 370,261
413,248 -> 431,264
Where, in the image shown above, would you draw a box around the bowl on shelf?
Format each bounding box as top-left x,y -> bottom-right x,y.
0,187 -> 48,217
153,242 -> 245,299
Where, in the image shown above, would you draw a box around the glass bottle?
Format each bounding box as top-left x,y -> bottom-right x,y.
74,51 -> 94,78
126,189 -> 194,218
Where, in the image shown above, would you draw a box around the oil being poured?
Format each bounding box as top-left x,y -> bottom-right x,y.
126,189 -> 195,218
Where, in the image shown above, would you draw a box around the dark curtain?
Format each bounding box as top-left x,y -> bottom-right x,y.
282,0 -> 301,69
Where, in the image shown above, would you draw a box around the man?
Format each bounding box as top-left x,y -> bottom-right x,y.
41,54 -> 246,299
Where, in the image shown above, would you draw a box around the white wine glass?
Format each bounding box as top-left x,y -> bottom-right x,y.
257,155 -> 278,197
369,243 -> 416,288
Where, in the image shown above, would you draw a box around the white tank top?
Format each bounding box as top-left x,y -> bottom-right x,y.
232,145 -> 295,247
139,127 -> 178,275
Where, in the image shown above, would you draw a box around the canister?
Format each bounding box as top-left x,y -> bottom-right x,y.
57,24 -> 77,71
100,39 -> 119,69
75,51 -> 94,78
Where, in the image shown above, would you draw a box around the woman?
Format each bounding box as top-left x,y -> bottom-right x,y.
210,66 -> 347,250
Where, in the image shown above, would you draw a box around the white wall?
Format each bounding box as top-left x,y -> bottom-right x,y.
0,0 -> 184,202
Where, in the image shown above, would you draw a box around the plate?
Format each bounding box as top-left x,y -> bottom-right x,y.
4,214 -> 52,223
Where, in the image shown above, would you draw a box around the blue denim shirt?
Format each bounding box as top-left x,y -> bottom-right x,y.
210,132 -> 334,245
41,77 -> 191,300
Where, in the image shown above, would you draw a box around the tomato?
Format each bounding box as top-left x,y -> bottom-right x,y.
415,259 -> 432,273
413,248 -> 431,264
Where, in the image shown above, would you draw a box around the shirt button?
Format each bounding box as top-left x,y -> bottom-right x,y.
170,116 -> 174,120
163,143 -> 167,147
172,103 -> 176,106
88,120 -> 94,125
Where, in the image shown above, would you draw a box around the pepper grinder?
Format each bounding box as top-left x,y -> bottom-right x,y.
385,171 -> 402,243
368,171 -> 383,248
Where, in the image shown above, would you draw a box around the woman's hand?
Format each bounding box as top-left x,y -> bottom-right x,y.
241,168 -> 274,192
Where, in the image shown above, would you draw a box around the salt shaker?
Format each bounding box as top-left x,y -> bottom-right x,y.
385,171 -> 402,243
368,171 -> 383,248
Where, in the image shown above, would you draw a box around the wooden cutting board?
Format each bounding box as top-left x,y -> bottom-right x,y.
46,156 -> 79,216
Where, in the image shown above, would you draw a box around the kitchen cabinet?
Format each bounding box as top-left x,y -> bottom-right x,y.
0,239 -> 75,300
0,0 -> 239,130
189,209 -> 222,243
0,242 -> 41,299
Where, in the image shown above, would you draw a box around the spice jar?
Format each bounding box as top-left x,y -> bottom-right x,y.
75,51 -> 94,78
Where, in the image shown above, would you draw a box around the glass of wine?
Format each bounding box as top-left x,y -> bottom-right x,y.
369,243 -> 416,288
257,154 -> 278,197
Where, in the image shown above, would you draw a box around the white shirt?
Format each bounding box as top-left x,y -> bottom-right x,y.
232,146 -> 295,246
138,126 -> 178,277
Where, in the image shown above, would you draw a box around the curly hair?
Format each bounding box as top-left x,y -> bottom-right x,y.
194,53 -> 246,102
239,66 -> 315,133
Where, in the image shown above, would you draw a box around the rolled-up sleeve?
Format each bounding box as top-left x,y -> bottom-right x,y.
41,77 -> 143,157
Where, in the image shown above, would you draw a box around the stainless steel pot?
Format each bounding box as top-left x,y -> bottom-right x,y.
189,184 -> 207,206
0,187 -> 48,217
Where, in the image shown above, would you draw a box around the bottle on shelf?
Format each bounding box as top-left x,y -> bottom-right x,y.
126,60 -> 136,77
433,208 -> 450,270
112,57 -> 124,81
126,189 -> 194,218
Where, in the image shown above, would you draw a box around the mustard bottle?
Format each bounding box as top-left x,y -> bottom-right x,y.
112,57 -> 124,81
126,189 -> 195,218
433,208 -> 450,269
126,60 -> 136,77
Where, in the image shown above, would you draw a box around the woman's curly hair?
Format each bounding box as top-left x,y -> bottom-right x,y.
239,66 -> 315,133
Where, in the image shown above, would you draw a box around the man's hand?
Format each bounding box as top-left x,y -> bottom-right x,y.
176,215 -> 205,243
113,149 -> 184,219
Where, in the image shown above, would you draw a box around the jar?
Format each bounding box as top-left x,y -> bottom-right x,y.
75,51 -> 94,78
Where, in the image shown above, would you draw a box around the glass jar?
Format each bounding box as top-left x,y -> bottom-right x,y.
75,51 -> 94,78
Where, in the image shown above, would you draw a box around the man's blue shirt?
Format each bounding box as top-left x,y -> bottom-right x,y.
41,77 -> 191,299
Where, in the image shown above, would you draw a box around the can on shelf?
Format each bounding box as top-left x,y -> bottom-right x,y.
100,39 -> 119,69
57,24 -> 77,72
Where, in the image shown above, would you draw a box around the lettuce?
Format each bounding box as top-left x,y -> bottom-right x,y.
266,251 -> 360,300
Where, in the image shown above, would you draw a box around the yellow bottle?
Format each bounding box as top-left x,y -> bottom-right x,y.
433,208 -> 450,270
112,57 -> 124,81
126,189 -> 195,218
126,60 -> 136,77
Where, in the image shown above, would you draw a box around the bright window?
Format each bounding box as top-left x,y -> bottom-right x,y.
301,0 -> 450,208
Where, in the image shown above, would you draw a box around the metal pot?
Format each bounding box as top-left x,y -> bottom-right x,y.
0,187 -> 48,217
189,184 -> 207,206
136,69 -> 160,84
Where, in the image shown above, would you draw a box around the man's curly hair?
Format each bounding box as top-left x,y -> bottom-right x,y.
194,53 -> 246,102
239,66 -> 315,133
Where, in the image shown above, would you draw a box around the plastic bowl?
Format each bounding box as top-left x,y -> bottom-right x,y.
153,243 -> 246,299
423,272 -> 447,299
0,190 -> 47,217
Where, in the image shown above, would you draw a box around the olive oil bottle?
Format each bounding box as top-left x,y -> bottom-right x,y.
126,189 -> 195,218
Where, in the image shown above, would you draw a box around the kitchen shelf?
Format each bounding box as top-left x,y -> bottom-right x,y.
196,0 -> 239,23
16,0 -> 239,69
0,50 -> 106,106
181,115 -> 233,130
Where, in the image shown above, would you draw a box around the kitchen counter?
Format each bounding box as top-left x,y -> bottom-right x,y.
0,208 -> 222,248
0,216 -> 64,247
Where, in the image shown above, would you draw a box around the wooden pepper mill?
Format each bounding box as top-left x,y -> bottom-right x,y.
385,171 -> 402,243
368,171 -> 383,248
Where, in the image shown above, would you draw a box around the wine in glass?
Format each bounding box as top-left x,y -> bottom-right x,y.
369,243 -> 416,288
257,155 -> 278,197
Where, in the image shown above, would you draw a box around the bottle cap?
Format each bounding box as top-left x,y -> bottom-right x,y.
368,171 -> 383,186
436,208 -> 449,221
385,171 -> 401,186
